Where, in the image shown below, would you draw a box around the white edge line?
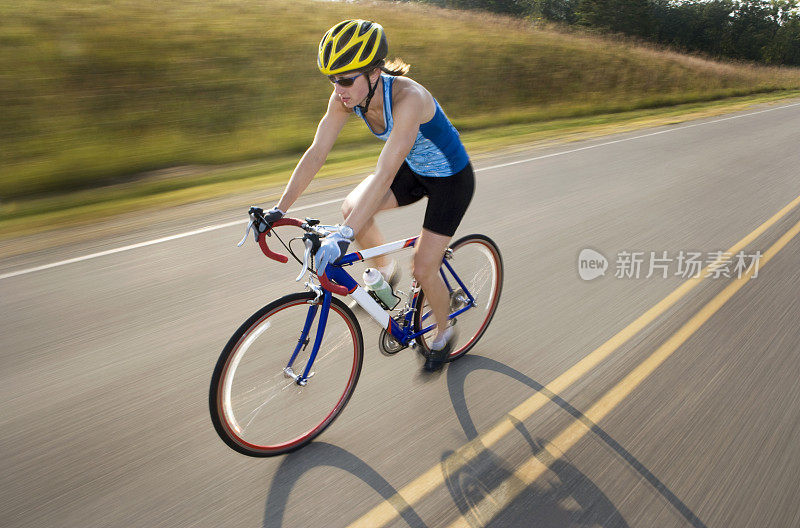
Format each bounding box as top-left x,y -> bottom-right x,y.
479,101 -> 800,172
0,197 -> 343,280
3,101 -> 799,281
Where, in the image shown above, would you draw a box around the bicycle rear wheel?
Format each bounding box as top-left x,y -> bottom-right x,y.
414,234 -> 503,361
210,292 -> 363,457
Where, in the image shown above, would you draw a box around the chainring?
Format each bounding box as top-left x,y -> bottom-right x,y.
379,314 -> 410,356
379,327 -> 407,356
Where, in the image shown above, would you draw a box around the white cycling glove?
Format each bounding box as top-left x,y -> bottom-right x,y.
314,226 -> 354,277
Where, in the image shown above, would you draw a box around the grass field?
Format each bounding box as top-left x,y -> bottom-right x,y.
2,0 -> 800,234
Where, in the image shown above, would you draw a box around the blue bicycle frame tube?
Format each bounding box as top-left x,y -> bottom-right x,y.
325,265 -> 358,293
388,313 -> 405,340
418,266 -> 456,328
442,258 -> 477,305
408,258 -> 477,340
300,290 -> 333,382
439,267 -> 453,292
337,252 -> 362,266
286,303 -> 319,369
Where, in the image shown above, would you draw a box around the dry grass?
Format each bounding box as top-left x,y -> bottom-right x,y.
2,0 -> 799,203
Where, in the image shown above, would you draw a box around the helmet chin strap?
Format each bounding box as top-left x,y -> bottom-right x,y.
356,71 -> 379,114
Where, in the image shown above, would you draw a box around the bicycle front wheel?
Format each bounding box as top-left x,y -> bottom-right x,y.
414,234 -> 503,361
210,292 -> 363,457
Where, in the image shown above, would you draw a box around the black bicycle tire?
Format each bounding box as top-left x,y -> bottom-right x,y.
413,234 -> 503,361
209,291 -> 363,457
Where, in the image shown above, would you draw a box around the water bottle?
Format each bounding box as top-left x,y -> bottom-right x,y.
363,268 -> 399,309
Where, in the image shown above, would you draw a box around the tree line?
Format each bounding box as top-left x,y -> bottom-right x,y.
413,0 -> 800,66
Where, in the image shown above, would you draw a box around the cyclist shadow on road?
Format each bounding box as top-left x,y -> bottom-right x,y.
262,441 -> 427,528
260,355 -> 707,528
443,355 -> 707,528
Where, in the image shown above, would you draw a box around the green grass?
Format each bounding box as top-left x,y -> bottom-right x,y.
3,89 -> 798,240
2,0 -> 800,236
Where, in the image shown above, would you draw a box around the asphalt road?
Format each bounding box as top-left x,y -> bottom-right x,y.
2,99 -> 800,528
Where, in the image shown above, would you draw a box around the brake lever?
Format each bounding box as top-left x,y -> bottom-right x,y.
296,238 -> 314,282
237,218 -> 256,247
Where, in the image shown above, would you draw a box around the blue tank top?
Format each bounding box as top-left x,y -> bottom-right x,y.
353,75 -> 470,178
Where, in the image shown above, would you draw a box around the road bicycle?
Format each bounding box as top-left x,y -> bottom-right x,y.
209,210 -> 503,457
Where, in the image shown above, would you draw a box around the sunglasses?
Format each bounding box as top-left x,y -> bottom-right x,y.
328,72 -> 363,87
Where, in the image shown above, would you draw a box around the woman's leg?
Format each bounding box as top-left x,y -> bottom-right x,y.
412,164 -> 474,349
342,173 -> 399,270
412,227 -> 453,344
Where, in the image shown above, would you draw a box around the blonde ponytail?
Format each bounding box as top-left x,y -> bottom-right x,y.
380,58 -> 411,76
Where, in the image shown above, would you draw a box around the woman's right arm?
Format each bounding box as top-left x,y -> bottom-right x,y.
275,92 -> 349,212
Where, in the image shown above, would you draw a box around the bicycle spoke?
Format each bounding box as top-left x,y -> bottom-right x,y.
210,293 -> 363,456
414,235 -> 503,361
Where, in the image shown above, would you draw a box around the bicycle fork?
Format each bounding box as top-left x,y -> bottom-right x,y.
284,290 -> 333,386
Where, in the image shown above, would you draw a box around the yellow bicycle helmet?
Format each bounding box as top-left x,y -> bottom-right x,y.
317,20 -> 388,76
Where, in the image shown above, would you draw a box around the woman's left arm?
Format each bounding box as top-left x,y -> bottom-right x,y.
343,92 -> 424,233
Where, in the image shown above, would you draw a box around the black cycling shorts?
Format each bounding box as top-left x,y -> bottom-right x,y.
389,161 -> 475,237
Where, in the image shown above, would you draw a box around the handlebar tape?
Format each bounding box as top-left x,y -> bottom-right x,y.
257,217 -> 350,296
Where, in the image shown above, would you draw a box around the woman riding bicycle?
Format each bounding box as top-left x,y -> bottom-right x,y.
260,19 -> 475,372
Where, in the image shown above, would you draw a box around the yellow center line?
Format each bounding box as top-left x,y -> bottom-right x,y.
348,194 -> 800,528
444,214 -> 800,528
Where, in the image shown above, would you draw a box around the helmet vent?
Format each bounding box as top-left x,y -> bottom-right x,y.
357,21 -> 372,37
332,21 -> 349,34
334,48 -> 359,71
362,32 -> 377,63
336,25 -> 357,52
